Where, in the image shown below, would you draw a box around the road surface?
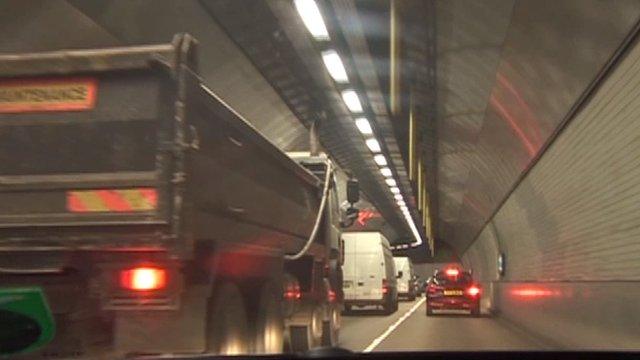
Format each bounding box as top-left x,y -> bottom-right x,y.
339,296 -> 552,352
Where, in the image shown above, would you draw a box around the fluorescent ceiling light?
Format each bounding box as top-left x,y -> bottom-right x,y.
380,167 -> 392,177
321,50 -> 348,83
355,118 -> 373,135
373,154 -> 387,166
341,90 -> 363,113
394,194 -> 403,201
385,178 -> 396,187
400,205 -> 408,212
365,138 -> 381,153
294,0 -> 329,40
390,187 -> 400,194
397,200 -> 406,206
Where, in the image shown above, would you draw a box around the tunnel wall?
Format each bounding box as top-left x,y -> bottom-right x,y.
0,0 -> 119,52
66,0 -> 310,152
462,34 -> 640,349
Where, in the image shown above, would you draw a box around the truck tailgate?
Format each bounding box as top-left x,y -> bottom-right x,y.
0,72 -> 169,227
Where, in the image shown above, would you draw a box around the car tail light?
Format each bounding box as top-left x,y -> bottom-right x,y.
445,268 -> 459,277
466,285 -> 481,297
120,267 -> 167,291
284,283 -> 302,300
382,278 -> 389,294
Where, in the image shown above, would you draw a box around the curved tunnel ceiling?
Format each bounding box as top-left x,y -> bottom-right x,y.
433,0 -> 640,255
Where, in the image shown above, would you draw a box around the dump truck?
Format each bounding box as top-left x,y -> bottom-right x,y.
0,34 -> 359,357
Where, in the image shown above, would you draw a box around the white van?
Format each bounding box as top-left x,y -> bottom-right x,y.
342,232 -> 398,314
393,257 -> 416,300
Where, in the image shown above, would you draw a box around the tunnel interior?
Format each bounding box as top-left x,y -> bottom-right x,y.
1,0 -> 640,350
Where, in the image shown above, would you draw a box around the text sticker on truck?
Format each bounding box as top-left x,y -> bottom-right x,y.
0,77 -> 97,113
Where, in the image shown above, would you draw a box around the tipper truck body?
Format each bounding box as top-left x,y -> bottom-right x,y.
0,35 -> 357,357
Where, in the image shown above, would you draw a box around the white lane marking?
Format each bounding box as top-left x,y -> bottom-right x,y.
362,297 -> 426,352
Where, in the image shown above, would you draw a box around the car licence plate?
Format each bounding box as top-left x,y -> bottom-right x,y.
444,290 -> 463,296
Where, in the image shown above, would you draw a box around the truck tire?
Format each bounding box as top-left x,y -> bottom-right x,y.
288,305 -> 323,353
253,284 -> 284,354
206,283 -> 250,355
321,305 -> 340,347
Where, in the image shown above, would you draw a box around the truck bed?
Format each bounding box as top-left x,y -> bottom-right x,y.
0,35 -> 323,256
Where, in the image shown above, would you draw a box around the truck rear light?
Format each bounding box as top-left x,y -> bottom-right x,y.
284,283 -> 301,300
382,278 -> 389,294
466,286 -> 481,297
120,267 -> 167,291
328,289 -> 337,302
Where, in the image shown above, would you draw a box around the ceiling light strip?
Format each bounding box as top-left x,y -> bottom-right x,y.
296,0 -> 424,246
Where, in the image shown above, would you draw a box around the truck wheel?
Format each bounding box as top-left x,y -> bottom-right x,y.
253,285 -> 284,354
321,305 -> 340,347
206,283 -> 250,355
289,306 -> 323,353
343,304 -> 352,314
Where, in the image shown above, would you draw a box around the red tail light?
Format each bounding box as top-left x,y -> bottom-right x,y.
120,267 -> 167,291
382,278 -> 389,294
466,285 -> 481,297
284,283 -> 301,300
445,268 -> 459,277
328,289 -> 337,302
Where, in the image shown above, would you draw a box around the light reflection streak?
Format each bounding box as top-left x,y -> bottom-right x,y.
490,93 -> 537,157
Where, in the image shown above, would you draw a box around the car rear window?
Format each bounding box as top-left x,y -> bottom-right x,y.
434,272 -> 473,286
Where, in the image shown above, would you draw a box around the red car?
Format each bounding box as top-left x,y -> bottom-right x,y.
425,267 -> 481,316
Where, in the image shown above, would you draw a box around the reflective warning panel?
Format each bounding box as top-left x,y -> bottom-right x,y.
67,188 -> 157,213
0,78 -> 97,113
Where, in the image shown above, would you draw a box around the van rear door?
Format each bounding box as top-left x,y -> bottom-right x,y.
354,252 -> 383,301
342,234 -> 358,300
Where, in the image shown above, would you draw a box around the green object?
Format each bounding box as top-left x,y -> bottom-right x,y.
0,287 -> 55,356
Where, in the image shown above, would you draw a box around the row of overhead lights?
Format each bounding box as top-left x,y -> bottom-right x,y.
294,0 -> 423,247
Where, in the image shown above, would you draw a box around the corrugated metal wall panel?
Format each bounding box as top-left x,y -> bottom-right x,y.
464,35 -> 640,281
